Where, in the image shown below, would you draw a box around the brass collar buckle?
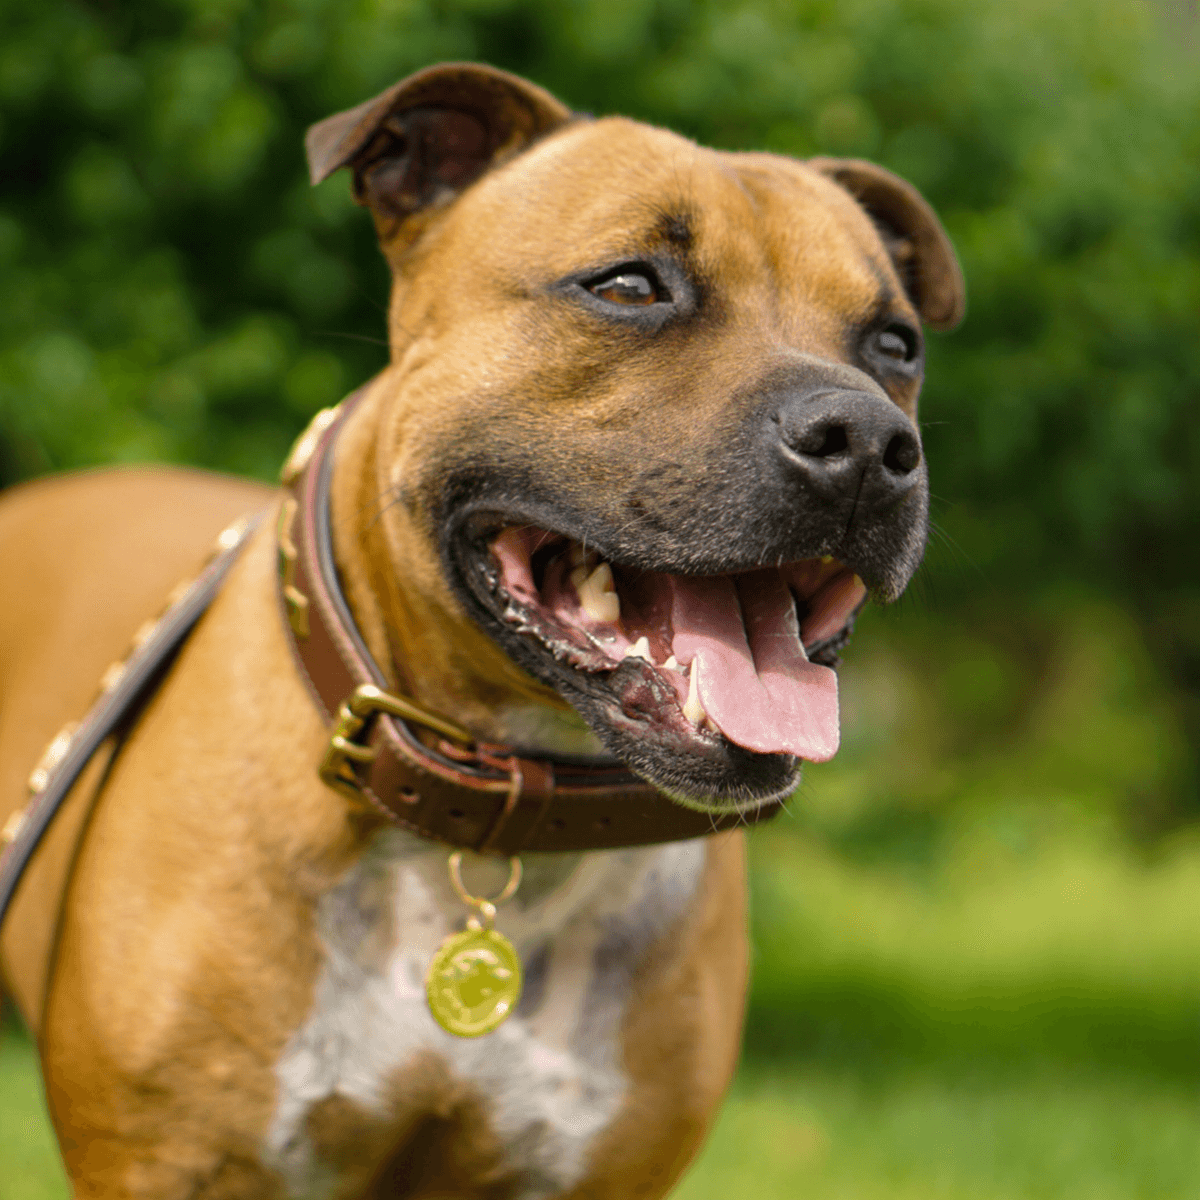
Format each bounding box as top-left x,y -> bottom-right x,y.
319,683 -> 474,801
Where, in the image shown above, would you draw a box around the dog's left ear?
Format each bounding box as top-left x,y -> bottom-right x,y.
809,157 -> 966,331
306,62 -> 571,234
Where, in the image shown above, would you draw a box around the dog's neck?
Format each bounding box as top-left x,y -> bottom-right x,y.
326,373 -> 605,758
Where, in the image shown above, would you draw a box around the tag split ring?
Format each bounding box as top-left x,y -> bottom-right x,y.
426,851 -> 524,1038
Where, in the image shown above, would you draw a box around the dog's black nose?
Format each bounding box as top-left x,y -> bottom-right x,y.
776,390 -> 923,507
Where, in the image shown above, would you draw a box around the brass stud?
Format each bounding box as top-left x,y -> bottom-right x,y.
276,497 -> 309,639
280,406 -> 340,486
2,808 -> 27,846
26,722 -> 79,797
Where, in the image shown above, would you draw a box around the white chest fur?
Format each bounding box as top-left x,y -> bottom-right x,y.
265,830 -> 706,1199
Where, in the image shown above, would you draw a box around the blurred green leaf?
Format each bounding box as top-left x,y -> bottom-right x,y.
0,0 -> 1197,820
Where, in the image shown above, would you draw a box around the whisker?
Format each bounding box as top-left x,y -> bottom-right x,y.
312,330 -> 389,347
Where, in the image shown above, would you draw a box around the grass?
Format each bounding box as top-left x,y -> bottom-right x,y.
678,1066 -> 1200,1200
8,1018 -> 1200,1199
0,1018 -> 68,1200
744,821 -> 1200,1078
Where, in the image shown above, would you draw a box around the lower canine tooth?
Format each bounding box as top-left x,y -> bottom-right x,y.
624,636 -> 652,661
682,661 -> 705,726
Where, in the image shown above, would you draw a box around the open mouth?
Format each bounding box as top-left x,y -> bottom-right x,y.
457,522 -> 866,799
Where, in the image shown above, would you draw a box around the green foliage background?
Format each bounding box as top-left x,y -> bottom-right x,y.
4,0 -> 1198,595
3,0 -> 1199,791
3,0 -> 1200,1195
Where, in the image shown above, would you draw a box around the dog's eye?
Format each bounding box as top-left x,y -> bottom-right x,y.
874,325 -> 919,363
589,271 -> 661,306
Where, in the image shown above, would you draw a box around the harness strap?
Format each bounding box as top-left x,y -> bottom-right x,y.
0,515 -> 262,934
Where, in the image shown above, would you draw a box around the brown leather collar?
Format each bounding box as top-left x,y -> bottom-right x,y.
276,392 -> 785,855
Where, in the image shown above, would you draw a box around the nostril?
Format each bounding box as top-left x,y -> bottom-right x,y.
797,423 -> 849,458
775,390 -> 921,489
883,432 -> 920,474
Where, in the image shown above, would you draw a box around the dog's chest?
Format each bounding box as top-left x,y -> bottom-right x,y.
265,831 -> 705,1199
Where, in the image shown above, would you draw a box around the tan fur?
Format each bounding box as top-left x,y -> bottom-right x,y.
0,64 -> 961,1198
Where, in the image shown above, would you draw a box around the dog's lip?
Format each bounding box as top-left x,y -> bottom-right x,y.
450,515 -> 866,763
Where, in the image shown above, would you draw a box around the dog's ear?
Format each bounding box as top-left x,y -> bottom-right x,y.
808,157 -> 966,331
306,63 -> 571,232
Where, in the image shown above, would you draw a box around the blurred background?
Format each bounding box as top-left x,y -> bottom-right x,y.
1,0 -> 1199,1196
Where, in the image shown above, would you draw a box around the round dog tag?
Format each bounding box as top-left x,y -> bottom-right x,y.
426,926 -> 523,1037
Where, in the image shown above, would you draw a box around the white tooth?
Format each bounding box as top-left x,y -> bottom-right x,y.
576,560 -> 620,623
682,660 -> 705,726
663,655 -> 678,671
624,635 -> 652,661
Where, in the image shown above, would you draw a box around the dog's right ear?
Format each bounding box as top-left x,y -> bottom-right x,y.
305,63 -> 571,238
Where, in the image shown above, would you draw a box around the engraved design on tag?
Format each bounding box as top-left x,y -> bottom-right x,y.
426,851 -> 524,1038
426,926 -> 523,1038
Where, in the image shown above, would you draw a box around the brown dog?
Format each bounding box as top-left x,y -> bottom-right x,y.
0,63 -> 962,1198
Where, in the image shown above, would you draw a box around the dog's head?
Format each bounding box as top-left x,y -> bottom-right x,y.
308,63 -> 964,811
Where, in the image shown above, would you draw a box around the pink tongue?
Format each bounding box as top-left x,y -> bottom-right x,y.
668,571 -> 840,761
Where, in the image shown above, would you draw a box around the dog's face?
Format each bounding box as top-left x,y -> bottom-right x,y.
309,64 -> 964,810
